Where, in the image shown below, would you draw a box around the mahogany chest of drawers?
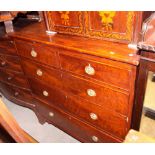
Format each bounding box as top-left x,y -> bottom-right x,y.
0,13 -> 142,142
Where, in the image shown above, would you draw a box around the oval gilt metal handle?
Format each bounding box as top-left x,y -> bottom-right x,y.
92,136 -> 98,142
49,112 -> 54,117
9,40 -> 14,44
14,92 -> 19,97
43,90 -> 48,97
87,89 -> 96,97
7,76 -> 13,81
85,64 -> 95,75
1,61 -> 6,67
31,49 -> 37,57
90,113 -> 98,120
36,69 -> 43,76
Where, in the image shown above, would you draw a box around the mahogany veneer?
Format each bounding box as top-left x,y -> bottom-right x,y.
0,54 -> 22,72
0,14 -> 142,142
0,69 -> 30,89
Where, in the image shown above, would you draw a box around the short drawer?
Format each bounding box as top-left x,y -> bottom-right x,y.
0,39 -> 17,55
0,82 -> 35,107
35,101 -> 122,142
22,59 -> 62,89
15,39 -> 59,68
0,54 -> 22,72
60,53 -> 131,90
62,73 -> 129,116
0,69 -> 30,89
29,78 -> 66,110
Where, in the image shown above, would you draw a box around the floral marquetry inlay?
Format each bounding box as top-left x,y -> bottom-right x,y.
46,11 -> 84,36
98,11 -> 116,31
46,11 -> 138,42
59,11 -> 70,25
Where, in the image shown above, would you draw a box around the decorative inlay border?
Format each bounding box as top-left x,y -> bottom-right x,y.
85,11 -> 135,42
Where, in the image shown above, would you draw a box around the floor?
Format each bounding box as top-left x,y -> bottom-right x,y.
1,96 -> 79,143
140,114 -> 155,138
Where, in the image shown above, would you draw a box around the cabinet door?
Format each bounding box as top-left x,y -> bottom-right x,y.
46,11 -> 84,36
84,11 -> 139,43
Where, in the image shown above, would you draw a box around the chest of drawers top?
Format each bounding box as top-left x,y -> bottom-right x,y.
9,22 -> 139,66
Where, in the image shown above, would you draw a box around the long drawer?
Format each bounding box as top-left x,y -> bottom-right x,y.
0,82 -> 35,108
59,52 -> 132,90
66,95 -> 128,139
0,54 -> 22,72
15,39 -> 59,68
0,69 -> 30,89
35,100 -> 122,143
62,73 -> 129,116
29,78 -> 127,139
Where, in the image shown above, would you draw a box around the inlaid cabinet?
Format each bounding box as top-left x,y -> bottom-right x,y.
45,11 -> 143,43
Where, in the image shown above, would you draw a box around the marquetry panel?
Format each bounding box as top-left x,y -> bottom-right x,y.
84,11 -> 137,42
46,11 -> 84,35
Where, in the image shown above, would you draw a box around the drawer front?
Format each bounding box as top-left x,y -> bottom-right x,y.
0,82 -> 34,107
0,40 -> 17,55
0,54 -> 22,72
15,39 -> 59,68
35,101 -> 122,142
67,95 -> 128,139
60,53 -> 131,90
29,78 -> 67,110
62,73 -> 129,116
22,59 -> 62,89
0,69 -> 30,89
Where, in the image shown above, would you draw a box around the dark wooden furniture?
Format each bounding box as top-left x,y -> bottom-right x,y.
0,12 -> 15,33
0,11 -> 42,33
132,52 -> 155,130
0,11 -> 151,142
132,13 -> 155,130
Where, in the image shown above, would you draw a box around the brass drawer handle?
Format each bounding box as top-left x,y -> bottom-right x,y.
43,90 -> 48,97
90,113 -> 98,120
87,89 -> 96,97
7,76 -> 13,81
85,64 -> 95,75
92,136 -> 98,142
14,92 -> 19,97
9,40 -> 14,44
36,69 -> 43,76
31,49 -> 37,57
1,61 -> 6,67
49,112 -> 54,117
